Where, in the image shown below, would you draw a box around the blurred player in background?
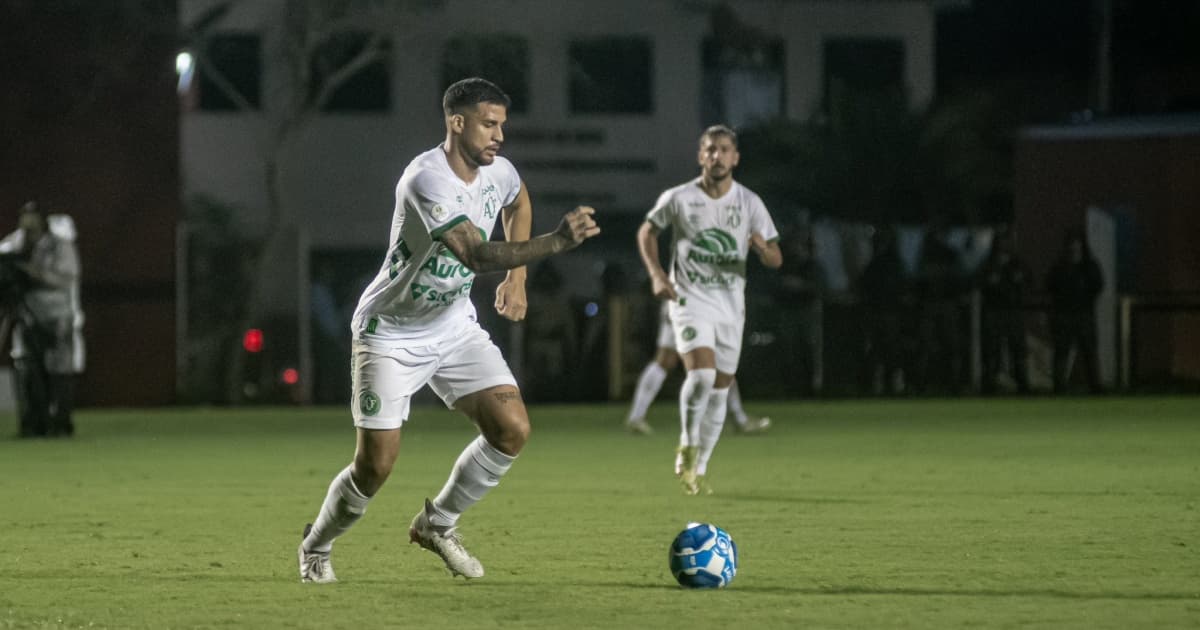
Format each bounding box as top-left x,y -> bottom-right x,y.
625,303 -> 770,435
0,202 -> 84,438
298,78 -> 599,583
636,125 -> 781,496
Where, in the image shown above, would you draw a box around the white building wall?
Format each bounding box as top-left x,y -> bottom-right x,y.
181,0 -> 934,249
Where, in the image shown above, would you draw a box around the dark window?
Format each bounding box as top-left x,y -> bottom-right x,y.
311,32 -> 391,112
442,35 -> 530,114
701,36 -> 785,128
569,37 -> 653,114
199,33 -> 261,111
824,38 -> 906,111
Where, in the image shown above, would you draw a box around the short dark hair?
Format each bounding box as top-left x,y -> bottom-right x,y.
443,77 -> 512,115
699,124 -> 738,148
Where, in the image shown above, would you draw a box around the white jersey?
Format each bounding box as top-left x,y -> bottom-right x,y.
353,146 -> 521,344
645,178 -> 778,322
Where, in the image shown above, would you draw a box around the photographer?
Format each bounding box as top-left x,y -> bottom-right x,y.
0,202 -> 84,437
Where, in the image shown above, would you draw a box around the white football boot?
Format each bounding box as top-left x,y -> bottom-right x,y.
735,416 -> 772,434
298,523 -> 337,583
409,499 -> 484,579
626,418 -> 654,435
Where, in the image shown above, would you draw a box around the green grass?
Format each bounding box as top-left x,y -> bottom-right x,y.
1,398 -> 1198,629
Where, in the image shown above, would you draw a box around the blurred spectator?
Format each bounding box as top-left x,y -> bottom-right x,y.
522,261 -> 578,400
0,202 -> 84,437
773,227 -> 826,395
976,228 -> 1032,394
310,262 -> 350,404
857,226 -> 909,394
914,226 -> 967,394
1046,229 -> 1104,393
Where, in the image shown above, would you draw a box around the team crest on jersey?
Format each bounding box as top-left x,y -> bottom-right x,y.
681,326 -> 697,341
359,390 -> 381,416
431,204 -> 449,221
724,205 -> 742,228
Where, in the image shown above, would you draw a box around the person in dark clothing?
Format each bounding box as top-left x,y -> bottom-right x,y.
773,227 -> 826,396
858,226 -> 909,395
1046,229 -> 1104,393
977,229 -> 1031,393
913,227 -> 967,394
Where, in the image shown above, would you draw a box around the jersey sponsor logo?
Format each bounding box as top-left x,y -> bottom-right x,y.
359,390 -> 381,416
410,281 -> 474,306
687,228 -> 742,266
685,270 -> 736,286
420,255 -> 472,279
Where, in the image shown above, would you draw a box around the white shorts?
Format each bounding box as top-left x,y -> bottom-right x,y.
350,324 -> 517,430
655,304 -> 675,350
671,314 -> 744,375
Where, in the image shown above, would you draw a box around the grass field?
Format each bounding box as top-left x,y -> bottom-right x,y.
1,397 -> 1198,629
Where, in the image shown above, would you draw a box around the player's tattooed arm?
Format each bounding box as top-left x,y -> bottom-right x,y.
440,206 -> 600,274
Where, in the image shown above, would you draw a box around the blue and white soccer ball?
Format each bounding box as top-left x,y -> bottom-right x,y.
668,522 -> 738,588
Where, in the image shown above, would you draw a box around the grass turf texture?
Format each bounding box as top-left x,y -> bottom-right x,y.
1,398 -> 1198,629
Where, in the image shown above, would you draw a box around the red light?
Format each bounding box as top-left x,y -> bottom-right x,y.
243,329 -> 264,353
281,368 -> 300,385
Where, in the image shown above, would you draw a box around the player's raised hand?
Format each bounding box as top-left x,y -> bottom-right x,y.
555,206 -> 601,250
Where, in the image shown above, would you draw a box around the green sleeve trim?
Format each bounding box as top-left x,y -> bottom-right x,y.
766,236 -> 781,244
430,215 -> 470,240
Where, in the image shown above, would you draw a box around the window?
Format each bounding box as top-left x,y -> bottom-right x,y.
442,35 -> 530,114
198,33 -> 261,111
824,38 -> 906,111
569,37 -> 653,114
310,32 -> 391,112
701,37 -> 784,128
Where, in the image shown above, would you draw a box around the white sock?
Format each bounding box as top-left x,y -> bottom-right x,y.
303,465 -> 371,553
679,368 -> 716,447
628,362 -> 668,422
727,380 -> 748,425
695,387 -> 730,476
430,435 -> 515,528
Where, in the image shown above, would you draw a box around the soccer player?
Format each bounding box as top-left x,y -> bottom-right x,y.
625,305 -> 770,435
636,125 -> 781,495
297,78 -> 600,583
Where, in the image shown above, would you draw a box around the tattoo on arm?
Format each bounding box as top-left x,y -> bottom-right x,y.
469,235 -> 566,273
492,391 -> 522,404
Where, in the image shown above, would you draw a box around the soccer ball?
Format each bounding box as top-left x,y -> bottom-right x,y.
668,522 -> 738,588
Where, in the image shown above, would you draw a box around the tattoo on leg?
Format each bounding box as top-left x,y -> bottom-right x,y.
493,391 -> 521,404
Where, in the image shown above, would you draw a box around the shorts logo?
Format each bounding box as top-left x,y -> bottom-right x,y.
682,326 -> 697,341
359,391 -> 381,416
431,204 -> 449,221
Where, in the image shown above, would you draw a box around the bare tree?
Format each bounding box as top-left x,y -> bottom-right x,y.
184,0 -> 402,402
